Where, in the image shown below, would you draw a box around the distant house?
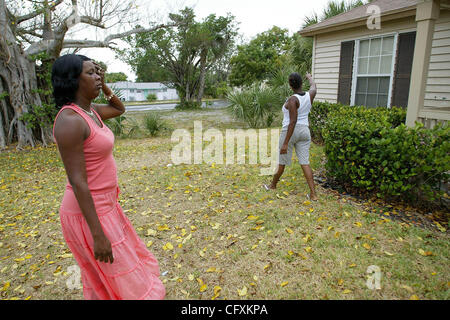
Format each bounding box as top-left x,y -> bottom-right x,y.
106,82 -> 179,102
299,0 -> 450,128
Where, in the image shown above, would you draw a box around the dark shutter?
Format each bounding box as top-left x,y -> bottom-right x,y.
337,40 -> 355,105
391,32 -> 416,108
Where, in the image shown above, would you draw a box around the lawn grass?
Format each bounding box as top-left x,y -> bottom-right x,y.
0,108 -> 448,300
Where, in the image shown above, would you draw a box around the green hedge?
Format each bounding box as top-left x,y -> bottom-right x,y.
309,102 -> 407,144
321,104 -> 449,204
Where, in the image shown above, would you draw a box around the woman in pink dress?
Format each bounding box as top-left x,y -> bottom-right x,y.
52,54 -> 165,300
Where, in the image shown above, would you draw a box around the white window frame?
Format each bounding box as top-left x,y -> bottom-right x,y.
350,32 -> 399,108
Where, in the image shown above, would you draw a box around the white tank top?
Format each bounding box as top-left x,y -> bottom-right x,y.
282,92 -> 311,128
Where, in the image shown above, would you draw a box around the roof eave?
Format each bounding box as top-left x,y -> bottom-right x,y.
298,7 -> 417,37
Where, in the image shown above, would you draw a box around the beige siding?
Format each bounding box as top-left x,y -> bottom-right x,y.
312,16 -> 416,103
423,10 -> 450,118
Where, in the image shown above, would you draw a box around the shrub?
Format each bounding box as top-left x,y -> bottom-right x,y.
309,101 -> 343,144
309,102 -> 406,144
146,93 -> 157,102
143,113 -> 169,137
104,115 -> 127,137
104,114 -> 141,138
227,83 -> 285,128
322,107 -> 449,205
175,101 -> 202,110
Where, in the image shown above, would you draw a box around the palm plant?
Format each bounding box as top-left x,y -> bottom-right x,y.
104,115 -> 127,137
143,113 -> 169,136
227,83 -> 284,128
303,0 -> 371,29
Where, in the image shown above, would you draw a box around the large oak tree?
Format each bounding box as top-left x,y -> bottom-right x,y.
0,0 -> 174,149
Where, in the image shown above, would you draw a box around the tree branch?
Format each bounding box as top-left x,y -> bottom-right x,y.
61,23 -> 177,49
79,15 -> 105,29
15,0 -> 64,25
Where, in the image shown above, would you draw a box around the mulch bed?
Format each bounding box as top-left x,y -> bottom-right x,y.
313,170 -> 449,234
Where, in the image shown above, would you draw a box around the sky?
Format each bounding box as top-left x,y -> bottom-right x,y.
76,0 -> 333,81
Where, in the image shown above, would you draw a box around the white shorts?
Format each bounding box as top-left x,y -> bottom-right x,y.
278,124 -> 311,165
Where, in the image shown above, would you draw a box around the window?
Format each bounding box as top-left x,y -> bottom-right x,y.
352,35 -> 397,108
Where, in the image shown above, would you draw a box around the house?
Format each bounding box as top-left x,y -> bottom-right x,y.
299,0 -> 450,128
106,82 -> 179,102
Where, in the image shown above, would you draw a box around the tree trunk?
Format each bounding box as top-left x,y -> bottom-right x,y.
196,49 -> 208,104
0,106 -> 5,149
0,2 -> 42,149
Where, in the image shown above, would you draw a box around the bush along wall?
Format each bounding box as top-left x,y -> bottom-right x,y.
309,102 -> 407,144
321,104 -> 449,207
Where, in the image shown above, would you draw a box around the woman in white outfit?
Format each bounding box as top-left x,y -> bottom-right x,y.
264,72 -> 318,201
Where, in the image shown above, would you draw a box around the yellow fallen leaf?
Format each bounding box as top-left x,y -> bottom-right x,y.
285,228 -> 293,234
349,263 -> 356,268
384,251 -> 394,256
302,234 -> 311,243
1,281 -> 10,292
188,274 -> 194,281
354,222 -> 362,228
163,242 -> 173,251
363,243 -> 371,250
304,247 -> 313,253
418,249 -> 433,256
199,284 -> 207,292
303,200 -> 311,206
146,241 -> 153,247
237,286 -> 247,296
280,281 -> 289,287
147,229 -> 157,236
338,279 -> 344,286
287,250 -> 294,256
214,286 -> 222,295
206,267 -> 216,273
434,222 -> 446,232
410,295 -> 419,300
342,289 -> 352,294
157,224 -> 170,231
212,286 -> 222,300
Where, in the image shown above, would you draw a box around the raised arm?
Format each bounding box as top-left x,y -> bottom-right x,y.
91,62 -> 125,121
54,111 -> 114,264
306,73 -> 317,104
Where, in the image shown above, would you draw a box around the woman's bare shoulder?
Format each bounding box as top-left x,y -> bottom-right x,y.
54,108 -> 88,141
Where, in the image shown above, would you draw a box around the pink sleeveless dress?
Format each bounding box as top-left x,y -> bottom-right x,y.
53,103 -> 165,300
